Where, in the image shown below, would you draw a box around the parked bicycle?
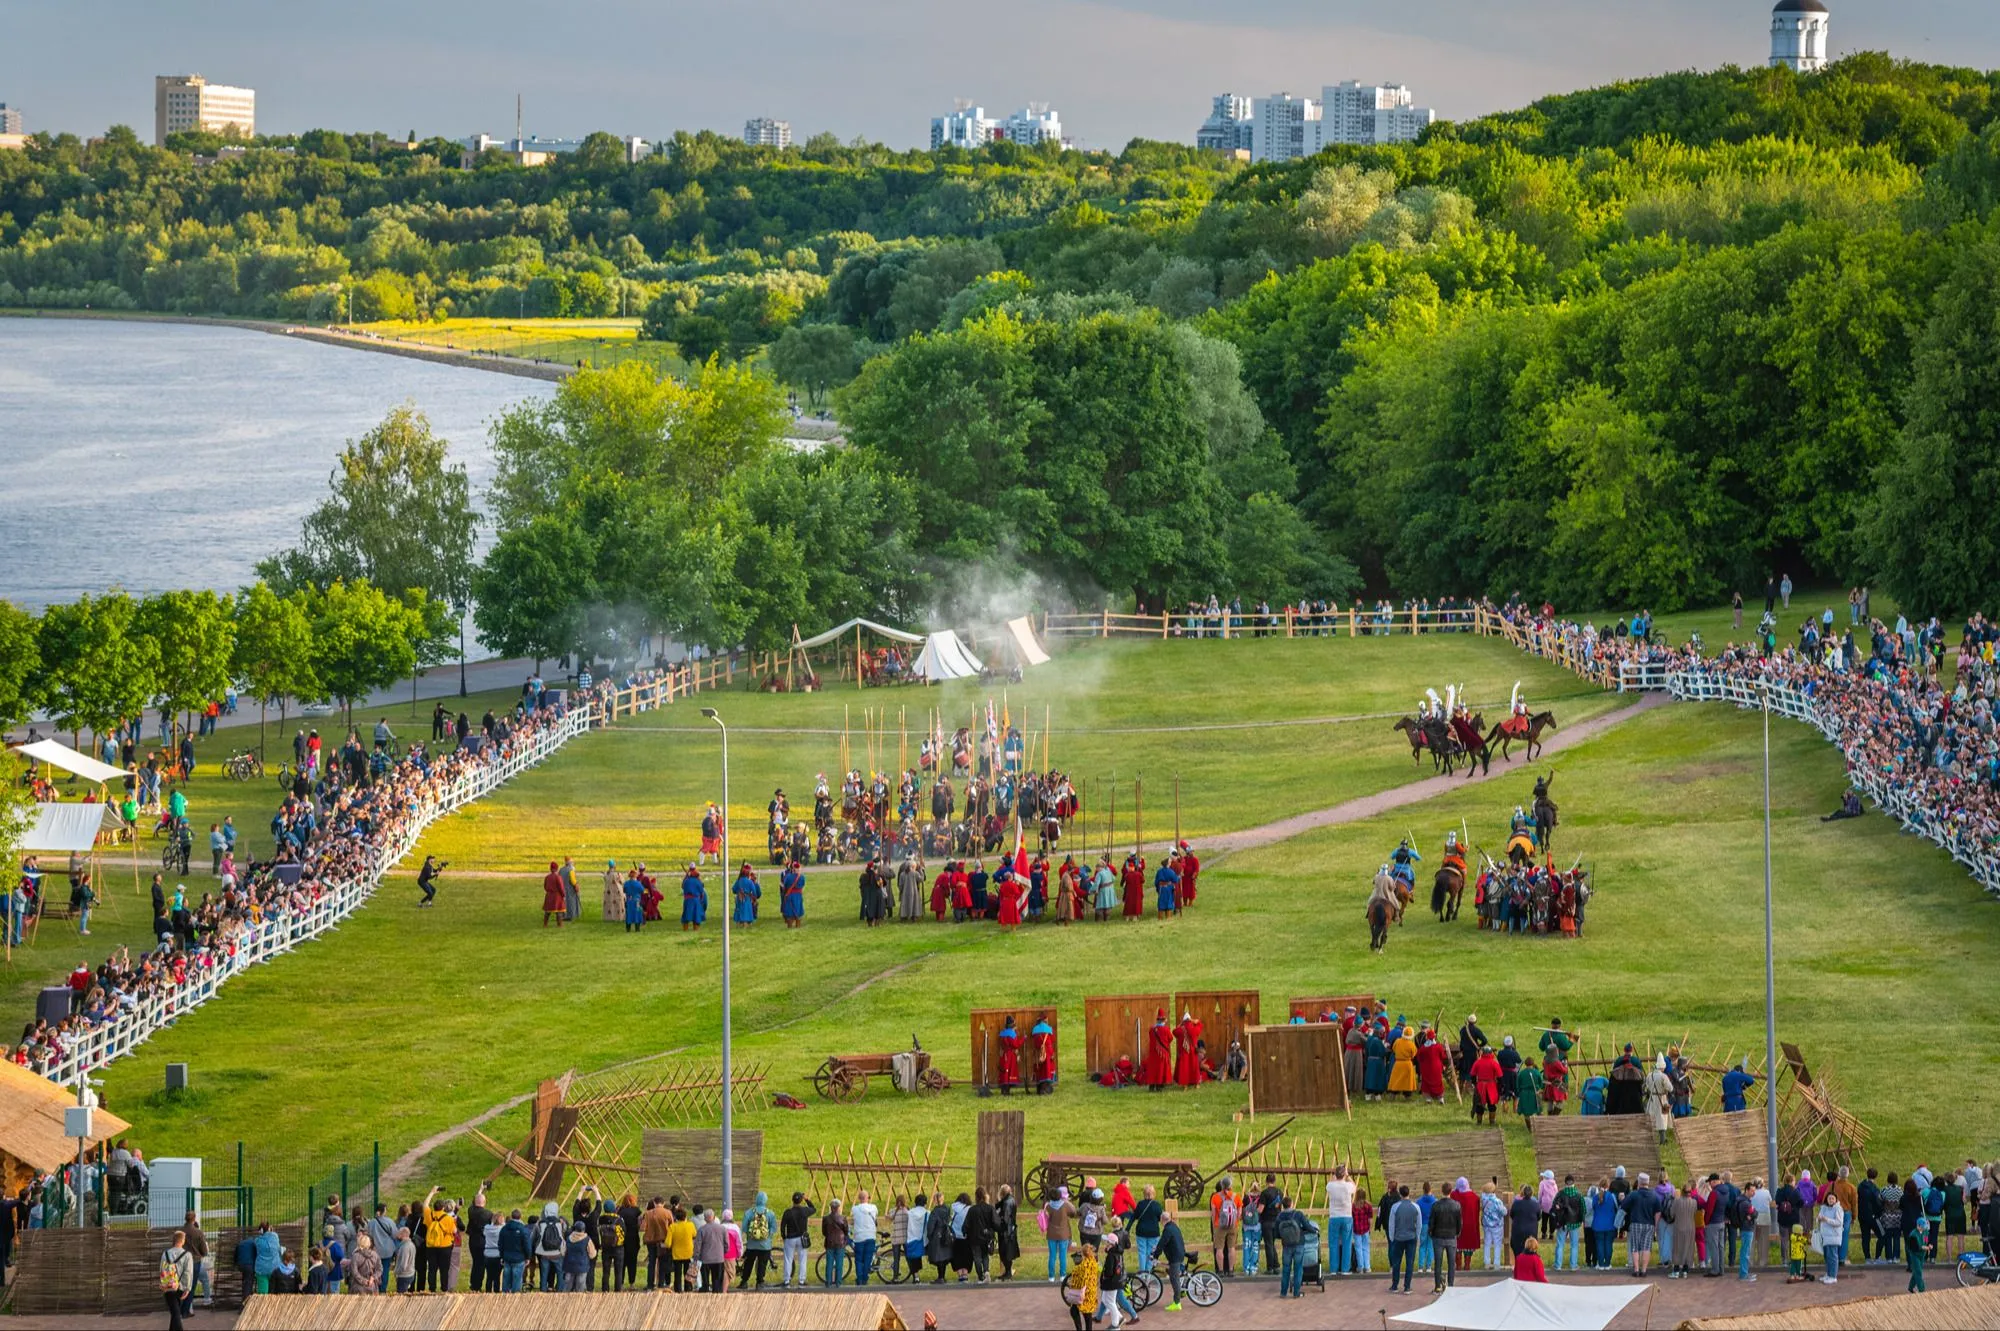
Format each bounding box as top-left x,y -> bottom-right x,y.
272,761 -> 297,791
812,1250 -> 923,1285
1959,1251 -> 2000,1287
1125,1251 -> 1222,1310
223,749 -> 264,782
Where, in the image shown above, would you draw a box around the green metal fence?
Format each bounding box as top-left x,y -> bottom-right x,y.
187,1184 -> 255,1229
306,1143 -> 380,1245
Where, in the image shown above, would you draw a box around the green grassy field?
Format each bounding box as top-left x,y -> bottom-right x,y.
68,631 -> 2000,1233
356,318 -> 690,375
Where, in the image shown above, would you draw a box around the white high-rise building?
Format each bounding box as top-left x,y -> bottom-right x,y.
1250,93 -> 1321,164
1770,0 -> 1830,73
744,117 -> 792,149
1319,82 -> 1434,146
1196,94 -> 1253,154
0,104 -> 21,136
932,102 -> 1070,151
154,74 -> 255,147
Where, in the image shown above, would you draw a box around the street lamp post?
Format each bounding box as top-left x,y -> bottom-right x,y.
701,707 -> 733,1211
1760,684 -> 1780,1190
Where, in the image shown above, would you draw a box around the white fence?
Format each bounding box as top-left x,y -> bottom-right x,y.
1667,669 -> 2000,898
41,706 -> 594,1088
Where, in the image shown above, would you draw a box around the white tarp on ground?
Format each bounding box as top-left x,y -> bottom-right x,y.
1005,616 -> 1051,667
913,631 -> 985,682
1389,1279 -> 1649,1331
18,802 -> 118,854
12,739 -> 130,785
796,617 -> 926,650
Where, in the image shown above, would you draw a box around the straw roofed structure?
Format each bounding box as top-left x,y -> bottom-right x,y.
236,1289 -> 908,1330
1677,1283 -> 2000,1330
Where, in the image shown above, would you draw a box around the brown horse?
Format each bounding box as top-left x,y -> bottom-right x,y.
1486,710 -> 1558,764
1431,862 -> 1465,922
1393,716 -> 1428,764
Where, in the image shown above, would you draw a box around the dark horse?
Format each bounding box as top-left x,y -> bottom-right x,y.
1368,896 -> 1393,952
1393,715 -> 1454,770
1533,775 -> 1559,857
1431,862 -> 1465,922
1486,710 -> 1558,764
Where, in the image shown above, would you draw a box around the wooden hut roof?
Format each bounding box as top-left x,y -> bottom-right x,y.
237,1289 -> 908,1330
0,1060 -> 130,1174
1677,1283 -> 2000,1330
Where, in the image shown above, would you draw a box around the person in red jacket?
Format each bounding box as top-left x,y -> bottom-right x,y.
996,1015 -> 1023,1094
996,871 -> 1024,931
1120,854 -> 1145,919
541,861 -> 567,927
1415,1028 -> 1451,1105
1140,1011 -> 1174,1090
1173,1013 -> 1205,1087
1177,843 -> 1200,907
1471,1045 -> 1504,1126
1029,1014 -> 1057,1088
1513,1235 -> 1548,1282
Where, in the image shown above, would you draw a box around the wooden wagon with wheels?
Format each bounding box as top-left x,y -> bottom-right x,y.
1022,1154 -> 1203,1207
810,1049 -> 950,1102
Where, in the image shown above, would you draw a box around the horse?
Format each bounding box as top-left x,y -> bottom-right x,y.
1487,710 -> 1558,764
1393,716 -> 1429,764
1372,868 -> 1411,929
1533,790 -> 1559,857
1368,896 -> 1393,952
1431,862 -> 1465,922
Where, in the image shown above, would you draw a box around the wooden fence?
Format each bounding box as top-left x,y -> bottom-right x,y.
1042,606 -> 1482,641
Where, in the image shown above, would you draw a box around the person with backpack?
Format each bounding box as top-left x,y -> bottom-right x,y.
778,1191 -> 816,1289
1774,1174 -> 1802,1270
1275,1194 -> 1316,1299
365,1205 -> 400,1292
1240,1185 -> 1263,1276
1554,1176 -> 1584,1271
1129,1184 -> 1165,1276
1258,1174 -> 1283,1274
533,1203 -> 567,1293
924,1194 -> 953,1284
159,1230 -> 194,1331
1078,1187 -> 1107,1253
740,1191 -> 778,1288
594,1205 -> 624,1290
1730,1182 -> 1759,1281
1210,1177 -> 1239,1275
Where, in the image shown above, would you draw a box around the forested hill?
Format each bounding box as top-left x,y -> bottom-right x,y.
8,54 -> 2000,615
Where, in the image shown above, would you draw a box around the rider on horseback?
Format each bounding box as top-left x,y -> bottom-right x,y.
1389,837 -> 1421,889
1507,806 -> 1538,863
1502,682 -> 1531,738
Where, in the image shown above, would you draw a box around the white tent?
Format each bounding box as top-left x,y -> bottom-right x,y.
1005,616 -> 1051,667
19,803 -> 120,855
1389,1279 -> 1649,1331
796,617 -> 925,650
12,739 -> 130,785
912,631 -> 985,682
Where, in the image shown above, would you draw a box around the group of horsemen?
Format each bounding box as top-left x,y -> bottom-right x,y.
765,725 -> 1080,866
1403,681 -> 1557,774
1368,760 -> 1592,945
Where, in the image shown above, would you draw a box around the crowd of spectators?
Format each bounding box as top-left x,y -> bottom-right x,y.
11,692 -> 580,1083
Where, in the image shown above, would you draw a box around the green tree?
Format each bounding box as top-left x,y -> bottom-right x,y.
231,582 -> 320,756
305,580 -> 428,726
673,314 -> 730,363
1863,238 -> 2000,613
0,599 -> 41,730
134,590 -> 237,743
471,516 -> 596,668
259,403 -> 478,678
35,593 -> 160,748
768,323 -> 864,407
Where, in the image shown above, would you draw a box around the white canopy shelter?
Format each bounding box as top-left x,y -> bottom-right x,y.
12,739 -> 130,785
912,631 -> 985,682
1005,616 -> 1051,667
19,803 -> 119,855
796,617 -> 924,650
1389,1279 -> 1649,1331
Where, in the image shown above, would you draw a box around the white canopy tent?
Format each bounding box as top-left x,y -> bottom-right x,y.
1003,616 -> 1051,668
912,631 -> 985,682
795,617 -> 924,650
12,739 -> 130,786
19,803 -> 120,855
1388,1279 -> 1649,1331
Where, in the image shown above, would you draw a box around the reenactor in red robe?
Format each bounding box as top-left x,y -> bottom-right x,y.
1177,842 -> 1200,907
1415,1027 -> 1451,1104
1470,1045 -> 1504,1125
997,1015 -> 1023,1093
1029,1014 -> 1057,1089
1141,1010 -> 1174,1091
1120,853 -> 1146,919
996,871 -> 1024,931
1173,1012 -> 1205,1087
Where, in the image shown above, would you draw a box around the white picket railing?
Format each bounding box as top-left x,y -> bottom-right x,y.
39,706 -> 595,1087
1667,669 -> 2000,898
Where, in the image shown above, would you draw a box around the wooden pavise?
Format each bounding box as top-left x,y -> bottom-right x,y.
473,1057 -> 767,1204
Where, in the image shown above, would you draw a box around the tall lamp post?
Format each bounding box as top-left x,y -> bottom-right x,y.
701,707 -> 733,1210
1760,683 -> 1780,1190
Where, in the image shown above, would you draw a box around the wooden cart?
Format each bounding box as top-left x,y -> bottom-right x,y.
1023,1154 -> 1203,1207
810,1050 -> 950,1102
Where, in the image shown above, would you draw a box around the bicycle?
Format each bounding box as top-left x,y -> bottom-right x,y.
1958,1251 -> 2000,1287
811,1250 -> 922,1286
161,837 -> 190,876
273,761 -> 296,791
1126,1252 -> 1222,1310
223,749 -> 264,782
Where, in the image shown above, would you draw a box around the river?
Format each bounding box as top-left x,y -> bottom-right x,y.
0,317 -> 554,608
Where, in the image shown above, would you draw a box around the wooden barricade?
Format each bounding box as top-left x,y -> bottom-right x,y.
1528,1115 -> 1660,1184
788,1140 -> 955,1210
969,1006 -> 1057,1091
1376,1129 -> 1511,1193
638,1128 -> 764,1215
1245,1022 -> 1348,1116
1174,990 -> 1260,1060
977,1110 -> 1026,1201
1674,1111 -> 1770,1184
1083,993 -> 1169,1078
1223,1131 -> 1370,1208
1287,994 -> 1377,1023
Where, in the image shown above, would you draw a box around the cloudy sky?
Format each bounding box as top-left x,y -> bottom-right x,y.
7,0 -> 1997,149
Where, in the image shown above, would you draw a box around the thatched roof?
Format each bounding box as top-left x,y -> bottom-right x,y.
1677,1283 -> 2000,1330
0,1059 -> 130,1173
237,1289 -> 908,1330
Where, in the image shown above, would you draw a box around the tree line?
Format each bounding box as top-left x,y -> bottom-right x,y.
9,55 -> 2000,610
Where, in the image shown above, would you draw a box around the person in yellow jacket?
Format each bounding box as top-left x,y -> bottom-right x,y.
666,1206 -> 697,1292
1388,1025 -> 1420,1100
419,1186 -> 457,1292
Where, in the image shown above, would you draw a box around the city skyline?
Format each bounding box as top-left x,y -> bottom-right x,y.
6,0 -> 1995,150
